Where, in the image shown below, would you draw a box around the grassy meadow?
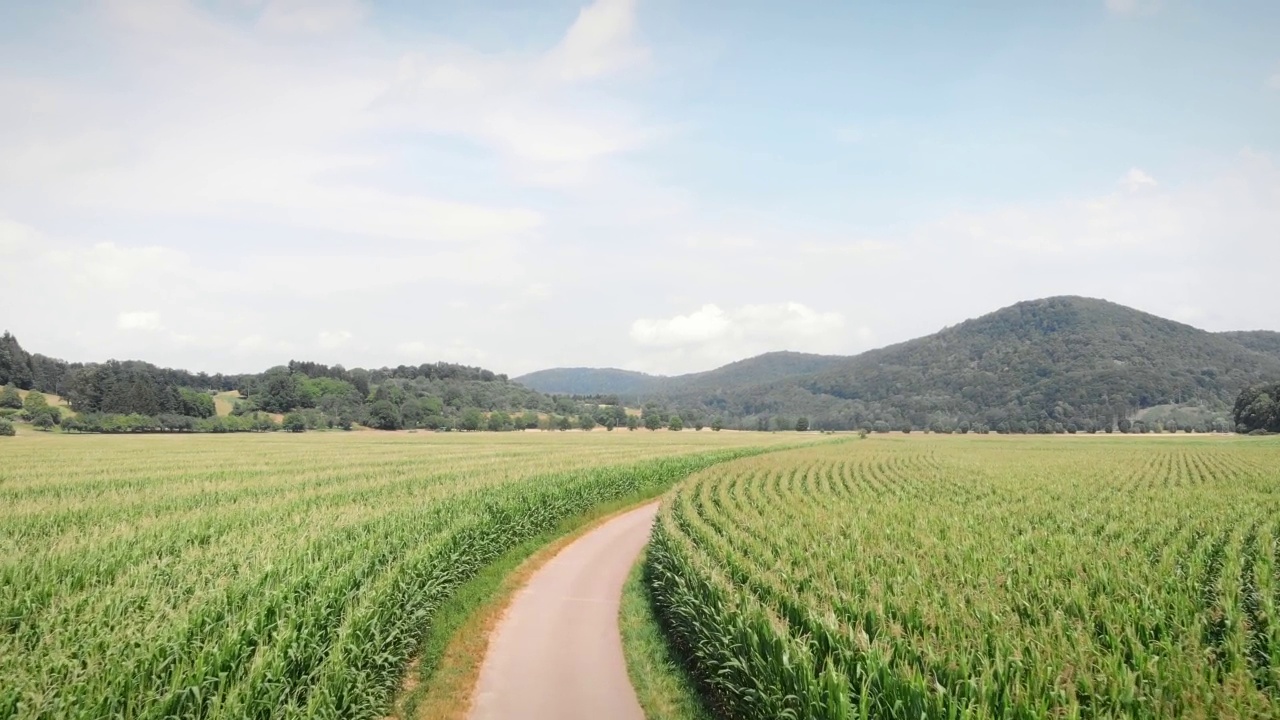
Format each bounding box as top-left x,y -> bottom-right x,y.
0,430 -> 814,719
647,434 -> 1280,719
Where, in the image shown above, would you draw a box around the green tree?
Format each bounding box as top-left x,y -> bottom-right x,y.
400,398 -> 427,428
23,391 -> 48,415
254,369 -> 308,413
520,411 -> 540,430
795,417 -> 810,432
487,411 -> 512,432
578,414 -> 597,431
367,400 -> 402,430
0,332 -> 34,389
0,385 -> 21,409
668,416 -> 684,431
0,418 -> 14,436
556,415 -> 573,431
1234,383 -> 1280,433
711,417 -> 724,431
626,414 -> 639,431
282,412 -> 307,433
461,408 -> 484,431
179,389 -> 216,418
33,413 -> 55,431
644,413 -> 662,431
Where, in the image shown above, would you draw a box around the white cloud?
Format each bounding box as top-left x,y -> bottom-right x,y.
317,330 -> 353,349
629,302 -> 853,373
632,304 -> 733,346
117,311 -> 163,331
1268,70 -> 1280,91
0,0 -> 550,244
545,0 -> 647,81
1121,167 -> 1158,191
377,0 -> 655,185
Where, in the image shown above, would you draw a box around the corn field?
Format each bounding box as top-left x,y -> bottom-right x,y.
647,435 -> 1280,719
0,430 -> 809,719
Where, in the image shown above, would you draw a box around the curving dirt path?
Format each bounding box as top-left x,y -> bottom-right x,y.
469,502 -> 659,720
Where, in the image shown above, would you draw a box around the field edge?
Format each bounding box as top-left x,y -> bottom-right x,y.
621,549 -> 716,720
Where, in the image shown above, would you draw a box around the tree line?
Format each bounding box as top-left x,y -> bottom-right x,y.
3,328 -> 1277,436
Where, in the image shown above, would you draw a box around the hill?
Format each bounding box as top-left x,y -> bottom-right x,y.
790,297 -> 1280,431
665,351 -> 844,392
514,367 -> 661,396
1220,330 -> 1280,360
520,297 -> 1280,432
514,351 -> 843,396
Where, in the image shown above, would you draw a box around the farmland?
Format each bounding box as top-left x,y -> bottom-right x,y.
0,430 -> 814,719
647,435 -> 1280,719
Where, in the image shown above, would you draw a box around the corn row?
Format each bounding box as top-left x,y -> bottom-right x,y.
647,435 -> 1280,719
0,431 -> 816,719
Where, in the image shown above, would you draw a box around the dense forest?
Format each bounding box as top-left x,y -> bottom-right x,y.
1219,331 -> 1280,361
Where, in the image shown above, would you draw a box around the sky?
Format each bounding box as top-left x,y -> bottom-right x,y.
1,0 -> 1278,377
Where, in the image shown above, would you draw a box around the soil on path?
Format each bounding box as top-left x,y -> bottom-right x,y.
469,503 -> 659,720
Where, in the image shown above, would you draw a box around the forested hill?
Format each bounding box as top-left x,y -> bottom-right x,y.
514,367 -> 661,395
665,351 -> 844,392
518,297 -> 1280,432
794,297 -> 1280,431
1219,330 -> 1280,361
514,351 -> 842,395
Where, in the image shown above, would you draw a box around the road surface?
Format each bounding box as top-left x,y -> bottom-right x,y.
469,502 -> 659,720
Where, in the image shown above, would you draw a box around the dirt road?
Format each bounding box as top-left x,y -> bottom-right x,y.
469,502 -> 659,720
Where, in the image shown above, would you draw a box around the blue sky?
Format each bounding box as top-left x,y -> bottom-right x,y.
1,0 -> 1277,375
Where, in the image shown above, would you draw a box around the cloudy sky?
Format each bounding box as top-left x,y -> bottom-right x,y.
1,0 -> 1278,377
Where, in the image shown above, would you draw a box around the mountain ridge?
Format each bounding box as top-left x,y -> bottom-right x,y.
517,296 -> 1280,431
514,351 -> 842,396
